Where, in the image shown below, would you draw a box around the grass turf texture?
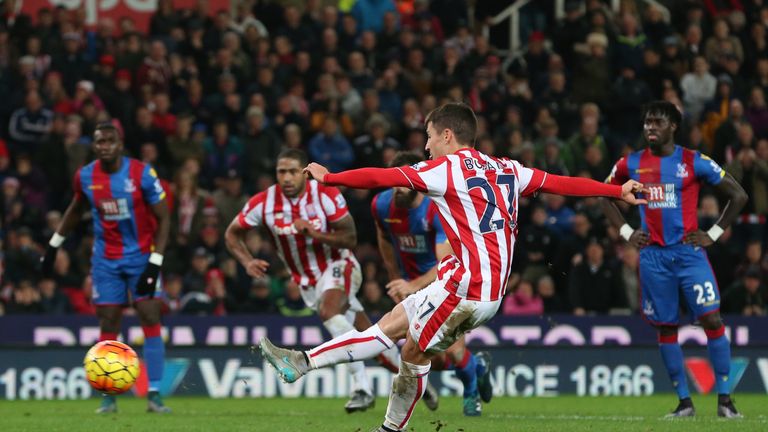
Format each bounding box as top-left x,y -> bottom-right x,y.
1,395 -> 766,432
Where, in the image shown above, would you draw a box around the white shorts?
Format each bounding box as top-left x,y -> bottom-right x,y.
402,260 -> 500,353
300,256 -> 364,314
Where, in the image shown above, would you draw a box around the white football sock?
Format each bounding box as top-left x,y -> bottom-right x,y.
322,315 -> 372,395
308,323 -> 395,369
383,360 -> 431,431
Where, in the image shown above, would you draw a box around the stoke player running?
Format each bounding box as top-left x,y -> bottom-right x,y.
40,123 -> 171,413
260,103 -> 645,431
602,101 -> 748,418
373,151 -> 493,416
225,148 -> 402,412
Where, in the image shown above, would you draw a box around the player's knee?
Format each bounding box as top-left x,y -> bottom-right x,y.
699,313 -> 722,330
657,325 -> 678,337
401,340 -> 429,365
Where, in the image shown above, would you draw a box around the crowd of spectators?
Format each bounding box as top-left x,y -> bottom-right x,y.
0,0 -> 766,318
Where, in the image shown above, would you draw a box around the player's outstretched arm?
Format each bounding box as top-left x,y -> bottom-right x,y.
224,218 -> 270,278
304,163 -> 414,190
539,173 -> 647,204
683,172 -> 748,247
41,197 -> 87,276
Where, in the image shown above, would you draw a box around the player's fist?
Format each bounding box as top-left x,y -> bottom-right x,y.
619,180 -> 648,206
303,163 -> 329,183
293,219 -> 318,237
136,262 -> 161,297
245,259 -> 269,278
683,230 -> 714,247
386,279 -> 419,303
40,246 -> 58,277
628,230 -> 650,248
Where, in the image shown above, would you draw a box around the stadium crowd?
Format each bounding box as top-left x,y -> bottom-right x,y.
0,0 -> 766,317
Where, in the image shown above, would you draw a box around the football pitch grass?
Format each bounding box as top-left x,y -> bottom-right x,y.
1,395 -> 766,432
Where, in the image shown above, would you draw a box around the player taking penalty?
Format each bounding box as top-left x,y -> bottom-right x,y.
40,123 -> 171,414
260,102 -> 646,432
602,101 -> 748,418
373,151 -> 493,416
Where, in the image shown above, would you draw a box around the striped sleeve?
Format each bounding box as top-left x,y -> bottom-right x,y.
238,193 -> 266,228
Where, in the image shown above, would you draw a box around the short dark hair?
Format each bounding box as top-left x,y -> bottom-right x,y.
641,100 -> 682,128
94,122 -> 121,139
425,102 -> 478,146
390,151 -> 423,168
277,148 -> 308,167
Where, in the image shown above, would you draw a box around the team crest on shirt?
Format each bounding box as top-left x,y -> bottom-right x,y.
676,163 -> 689,178
124,178 -> 136,193
421,218 -> 430,232
274,212 -> 284,220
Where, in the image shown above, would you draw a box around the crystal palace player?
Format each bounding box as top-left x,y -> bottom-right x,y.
602,101 -> 748,418
225,148 -> 404,413
41,123 -> 171,413
373,151 -> 493,416
260,103 -> 646,432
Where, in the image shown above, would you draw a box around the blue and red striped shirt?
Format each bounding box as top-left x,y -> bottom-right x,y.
607,145 -> 725,246
371,189 -> 448,280
74,157 -> 166,260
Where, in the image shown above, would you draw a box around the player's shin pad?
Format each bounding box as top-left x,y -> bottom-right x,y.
384,360 -> 431,431
308,324 -> 394,369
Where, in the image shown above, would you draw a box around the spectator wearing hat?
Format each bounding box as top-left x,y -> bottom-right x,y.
276,279 -> 314,317
242,106 -> 281,183
569,238 -> 627,315
8,90 -> 53,154
572,32 -> 611,108
182,246 -> 214,294
92,54 -> 117,95
660,34 -> 689,81
101,69 -> 137,132
238,276 -> 276,314
723,266 -> 766,316
51,31 -> 88,94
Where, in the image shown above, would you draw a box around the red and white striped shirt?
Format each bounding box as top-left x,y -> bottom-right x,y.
392,148 -> 545,301
238,180 -> 352,287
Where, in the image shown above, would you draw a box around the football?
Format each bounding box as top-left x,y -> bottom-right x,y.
83,340 -> 140,395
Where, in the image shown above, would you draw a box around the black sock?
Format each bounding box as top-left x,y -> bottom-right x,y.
718,394 -> 731,405
679,397 -> 693,407
302,351 -> 310,367
380,425 -> 399,432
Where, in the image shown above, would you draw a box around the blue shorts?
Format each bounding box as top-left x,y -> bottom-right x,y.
91,254 -> 162,306
639,244 -> 720,325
